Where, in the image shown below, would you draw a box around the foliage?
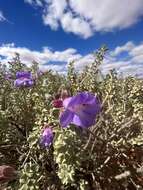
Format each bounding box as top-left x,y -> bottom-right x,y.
0,47 -> 143,190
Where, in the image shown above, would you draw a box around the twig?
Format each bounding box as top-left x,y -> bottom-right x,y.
21,151 -> 31,168
115,165 -> 143,180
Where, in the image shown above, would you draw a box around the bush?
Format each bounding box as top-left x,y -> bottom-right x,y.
0,47 -> 143,190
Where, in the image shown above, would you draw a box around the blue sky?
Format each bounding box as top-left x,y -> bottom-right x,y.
0,0 -> 143,76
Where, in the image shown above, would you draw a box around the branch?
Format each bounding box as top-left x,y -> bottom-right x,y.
115,165 -> 143,180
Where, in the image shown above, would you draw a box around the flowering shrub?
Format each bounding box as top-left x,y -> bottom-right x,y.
0,47 -> 143,190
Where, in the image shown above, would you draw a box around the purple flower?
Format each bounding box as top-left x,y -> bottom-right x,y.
14,71 -> 34,87
16,71 -> 31,79
60,92 -> 101,128
40,128 -> 54,147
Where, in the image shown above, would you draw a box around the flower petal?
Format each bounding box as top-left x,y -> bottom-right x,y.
60,109 -> 74,128
16,71 -> 31,79
61,92 -> 101,128
73,104 -> 100,127
14,78 -> 34,87
40,128 -> 53,147
63,97 -> 72,108
72,114 -> 95,128
80,103 -> 101,116
67,92 -> 97,108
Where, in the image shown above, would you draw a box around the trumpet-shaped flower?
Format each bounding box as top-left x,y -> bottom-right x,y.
14,71 -> 34,87
60,92 -> 101,128
40,128 -> 54,147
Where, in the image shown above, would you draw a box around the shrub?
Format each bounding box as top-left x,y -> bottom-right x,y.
0,47 -> 143,190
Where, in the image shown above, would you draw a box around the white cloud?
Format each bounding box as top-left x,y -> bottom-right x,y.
60,12 -> 93,38
111,41 -> 135,56
0,41 -> 143,77
74,54 -> 94,70
128,43 -> 143,64
42,0 -> 67,30
101,41 -> 143,77
111,41 -> 143,64
69,0 -> 143,31
25,0 -> 143,38
0,11 -> 6,22
0,43 -> 81,72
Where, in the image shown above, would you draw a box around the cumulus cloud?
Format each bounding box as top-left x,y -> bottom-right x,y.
0,43 -> 81,72
60,12 -> 93,38
74,54 -> 94,70
0,41 -> 143,77
111,41 -> 135,56
111,41 -> 143,64
25,0 -> 143,38
101,41 -> 143,77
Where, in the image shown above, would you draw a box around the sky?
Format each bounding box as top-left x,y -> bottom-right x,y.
0,0 -> 143,77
